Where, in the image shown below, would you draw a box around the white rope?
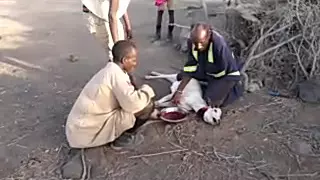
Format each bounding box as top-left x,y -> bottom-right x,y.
168,0 -> 209,29
168,23 -> 191,29
200,0 -> 209,21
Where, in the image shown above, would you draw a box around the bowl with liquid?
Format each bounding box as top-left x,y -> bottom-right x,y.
159,107 -> 189,123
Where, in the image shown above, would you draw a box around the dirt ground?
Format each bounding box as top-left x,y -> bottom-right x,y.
1,0 -> 320,179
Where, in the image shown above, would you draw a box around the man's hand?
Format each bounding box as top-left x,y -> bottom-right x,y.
123,12 -> 132,40
128,73 -> 138,90
126,28 -> 133,40
172,90 -> 182,104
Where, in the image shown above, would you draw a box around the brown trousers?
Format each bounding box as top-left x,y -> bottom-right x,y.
126,100 -> 155,133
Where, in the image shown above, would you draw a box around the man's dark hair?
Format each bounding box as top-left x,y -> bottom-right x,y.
191,22 -> 211,39
112,40 -> 137,63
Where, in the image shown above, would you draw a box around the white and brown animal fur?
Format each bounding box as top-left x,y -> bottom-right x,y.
145,71 -> 222,125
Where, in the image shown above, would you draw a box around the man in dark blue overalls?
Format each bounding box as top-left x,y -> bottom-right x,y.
172,23 -> 244,111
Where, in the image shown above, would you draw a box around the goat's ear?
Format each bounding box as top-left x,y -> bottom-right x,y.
206,98 -> 213,108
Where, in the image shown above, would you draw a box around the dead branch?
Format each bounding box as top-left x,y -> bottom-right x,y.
274,172 -> 318,178
129,149 -> 188,159
80,149 -> 87,180
225,0 -> 320,90
243,34 -> 302,73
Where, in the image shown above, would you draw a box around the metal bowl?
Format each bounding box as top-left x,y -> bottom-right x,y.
159,107 -> 189,123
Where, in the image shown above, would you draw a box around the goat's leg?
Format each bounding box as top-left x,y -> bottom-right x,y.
158,74 -> 178,83
156,93 -> 174,107
150,71 -> 162,76
146,71 -> 165,78
157,101 -> 174,107
145,74 -> 178,83
145,75 -> 160,80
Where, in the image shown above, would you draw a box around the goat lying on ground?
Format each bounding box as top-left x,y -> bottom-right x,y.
145,71 -> 222,125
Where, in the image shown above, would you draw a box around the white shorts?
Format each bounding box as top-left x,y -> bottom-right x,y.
83,12 -> 125,61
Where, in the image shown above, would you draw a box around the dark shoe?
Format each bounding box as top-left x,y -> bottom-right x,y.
151,34 -> 161,43
110,133 -> 144,150
166,33 -> 173,42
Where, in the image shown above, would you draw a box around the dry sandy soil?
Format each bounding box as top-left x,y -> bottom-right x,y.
0,0 -> 319,179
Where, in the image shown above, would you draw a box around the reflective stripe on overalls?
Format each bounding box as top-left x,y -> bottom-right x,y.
192,43 -> 214,63
184,42 -> 240,78
183,43 -> 214,72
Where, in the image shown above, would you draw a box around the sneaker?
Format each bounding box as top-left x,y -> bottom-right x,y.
110,133 -> 144,150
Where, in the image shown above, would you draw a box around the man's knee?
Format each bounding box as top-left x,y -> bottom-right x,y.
177,71 -> 197,81
135,101 -> 155,120
205,80 -> 242,107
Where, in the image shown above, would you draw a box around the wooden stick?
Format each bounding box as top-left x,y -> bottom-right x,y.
129,149 -> 188,159
242,34 -> 302,74
80,149 -> 87,180
274,172 -> 318,178
241,22 -> 291,72
7,134 -> 29,147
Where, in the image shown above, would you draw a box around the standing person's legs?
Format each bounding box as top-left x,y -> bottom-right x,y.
166,0 -> 175,41
83,11 -> 103,36
83,11 -> 111,57
154,1 -> 165,41
82,8 -> 125,61
104,19 -> 125,61
153,0 -> 175,42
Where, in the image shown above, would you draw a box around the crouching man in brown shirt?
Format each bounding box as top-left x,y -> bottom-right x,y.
65,40 -> 157,150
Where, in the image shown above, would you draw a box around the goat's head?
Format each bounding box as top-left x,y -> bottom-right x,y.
203,107 -> 222,125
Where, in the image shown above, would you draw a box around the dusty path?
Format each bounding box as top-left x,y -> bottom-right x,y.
1,0 -> 320,179
0,0 -> 193,177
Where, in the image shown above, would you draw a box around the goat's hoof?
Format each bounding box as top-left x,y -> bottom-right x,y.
144,75 -> 153,79
154,101 -> 160,107
150,71 -> 160,76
